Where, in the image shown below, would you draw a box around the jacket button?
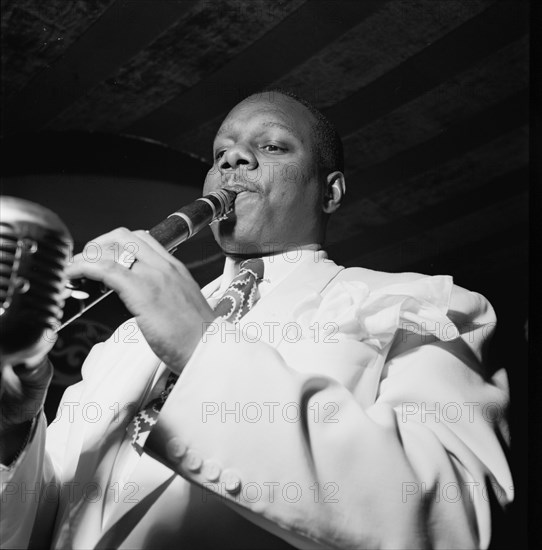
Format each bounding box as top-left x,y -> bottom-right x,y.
222,470 -> 241,494
184,450 -> 203,472
166,438 -> 187,460
202,460 -> 221,482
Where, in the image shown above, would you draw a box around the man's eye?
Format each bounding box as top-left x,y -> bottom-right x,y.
261,144 -> 286,153
214,150 -> 225,160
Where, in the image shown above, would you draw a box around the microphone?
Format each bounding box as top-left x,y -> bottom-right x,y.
0,196 -> 73,367
59,188 -> 237,330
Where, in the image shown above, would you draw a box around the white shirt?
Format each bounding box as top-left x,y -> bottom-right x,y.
208,244 -> 323,304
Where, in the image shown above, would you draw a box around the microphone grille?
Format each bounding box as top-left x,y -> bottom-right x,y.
0,197 -> 72,364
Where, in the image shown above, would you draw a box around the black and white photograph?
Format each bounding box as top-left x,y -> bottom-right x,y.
0,1 -> 532,548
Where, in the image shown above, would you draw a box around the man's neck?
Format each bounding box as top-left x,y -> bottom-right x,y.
223,242 -> 322,261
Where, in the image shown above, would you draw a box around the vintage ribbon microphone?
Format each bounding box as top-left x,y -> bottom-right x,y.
0,196 -> 73,367
0,189 -> 237,364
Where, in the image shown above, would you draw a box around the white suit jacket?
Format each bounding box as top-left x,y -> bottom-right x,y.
0,252 -> 513,549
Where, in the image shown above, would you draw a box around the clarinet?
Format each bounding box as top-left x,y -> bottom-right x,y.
59,188 -> 237,331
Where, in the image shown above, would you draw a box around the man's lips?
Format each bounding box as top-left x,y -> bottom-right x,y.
220,174 -> 259,194
222,183 -> 253,193
220,182 -> 258,194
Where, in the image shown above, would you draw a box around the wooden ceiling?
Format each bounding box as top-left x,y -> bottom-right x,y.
1,0 -> 529,283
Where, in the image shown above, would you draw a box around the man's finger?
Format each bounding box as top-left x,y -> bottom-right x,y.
71,228 -> 143,267
67,231 -> 169,278
132,230 -> 190,273
65,257 -> 134,287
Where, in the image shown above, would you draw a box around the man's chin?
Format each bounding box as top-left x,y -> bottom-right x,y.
212,224 -> 260,257
218,237 -> 263,257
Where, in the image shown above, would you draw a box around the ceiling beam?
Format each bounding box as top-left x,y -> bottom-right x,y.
345,89 -> 528,202
2,0 -> 197,136
124,0 -> 389,142
326,0 -> 529,137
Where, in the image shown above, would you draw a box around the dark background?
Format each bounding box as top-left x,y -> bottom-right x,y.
0,1 -> 530,547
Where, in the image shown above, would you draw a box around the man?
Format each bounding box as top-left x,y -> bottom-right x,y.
1,90 -> 512,549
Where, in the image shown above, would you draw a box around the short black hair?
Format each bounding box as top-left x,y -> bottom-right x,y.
250,88 -> 344,174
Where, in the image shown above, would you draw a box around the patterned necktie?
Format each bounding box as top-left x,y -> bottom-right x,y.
212,257 -> 265,323
128,258 -> 264,453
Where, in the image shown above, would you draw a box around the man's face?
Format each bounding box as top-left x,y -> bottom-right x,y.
202,93 -> 325,256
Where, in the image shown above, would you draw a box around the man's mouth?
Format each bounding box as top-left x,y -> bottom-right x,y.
223,184 -> 250,194
220,176 -> 257,194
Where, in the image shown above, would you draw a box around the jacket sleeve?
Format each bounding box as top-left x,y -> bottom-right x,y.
145,275 -> 512,549
1,414 -> 52,549
0,343 -> 106,549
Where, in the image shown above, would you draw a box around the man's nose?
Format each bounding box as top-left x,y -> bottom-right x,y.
219,144 -> 257,171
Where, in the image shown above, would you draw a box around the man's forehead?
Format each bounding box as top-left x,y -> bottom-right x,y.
215,96 -> 313,141
216,119 -> 301,141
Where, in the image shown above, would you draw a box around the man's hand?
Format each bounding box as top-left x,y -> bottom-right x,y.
0,358 -> 53,429
65,228 -> 216,373
0,358 -> 53,464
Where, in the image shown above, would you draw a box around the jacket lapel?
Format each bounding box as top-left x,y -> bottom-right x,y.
54,327 -> 165,548
239,251 -> 344,347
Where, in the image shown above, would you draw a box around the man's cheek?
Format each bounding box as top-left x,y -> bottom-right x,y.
202,171 -> 218,194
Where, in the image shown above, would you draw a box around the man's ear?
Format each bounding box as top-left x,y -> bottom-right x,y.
322,171 -> 346,214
